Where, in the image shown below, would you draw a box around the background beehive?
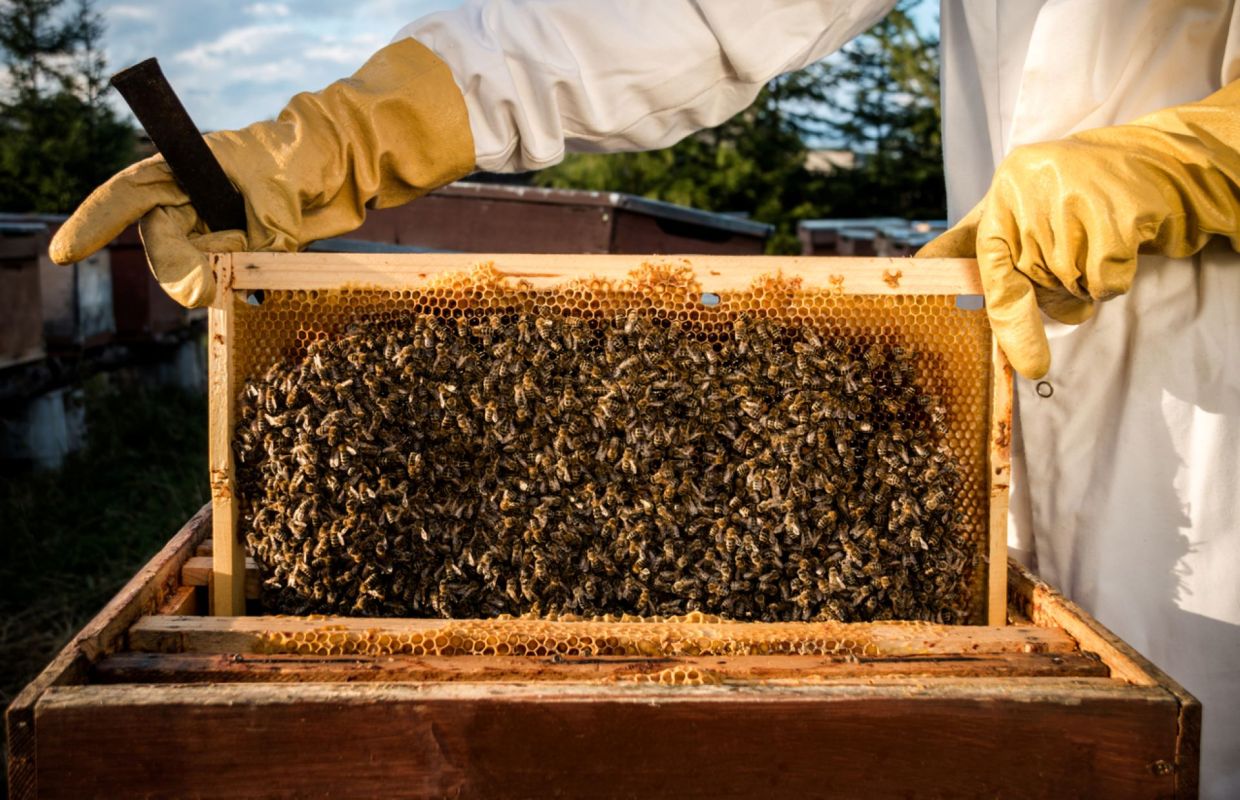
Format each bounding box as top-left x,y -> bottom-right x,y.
219,256 -> 997,623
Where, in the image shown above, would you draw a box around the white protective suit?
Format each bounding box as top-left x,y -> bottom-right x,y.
398,1 -> 1240,794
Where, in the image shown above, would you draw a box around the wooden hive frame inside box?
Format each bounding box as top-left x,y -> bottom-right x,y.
206,252 -> 1012,624
10,256 -> 1207,800
7,506 -> 1200,798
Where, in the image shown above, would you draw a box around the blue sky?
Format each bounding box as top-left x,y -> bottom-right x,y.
96,1 -> 938,133
98,0 -> 458,130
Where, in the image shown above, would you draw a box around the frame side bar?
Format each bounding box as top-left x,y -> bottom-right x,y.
986,339 -> 1013,625
208,254 -> 245,615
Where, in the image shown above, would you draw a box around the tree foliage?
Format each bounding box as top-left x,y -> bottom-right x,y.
801,2 -> 944,220
534,1 -> 942,253
0,0 -> 135,213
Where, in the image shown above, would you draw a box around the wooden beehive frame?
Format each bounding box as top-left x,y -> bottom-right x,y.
207,253 -> 1011,623
7,507 -> 1200,798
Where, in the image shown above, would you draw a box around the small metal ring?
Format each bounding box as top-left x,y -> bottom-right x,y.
1035,381 -> 1054,398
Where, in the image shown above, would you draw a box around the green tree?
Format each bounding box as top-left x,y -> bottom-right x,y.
534,1 -> 943,253
536,79 -> 818,253
0,0 -> 135,213
807,1 -> 944,219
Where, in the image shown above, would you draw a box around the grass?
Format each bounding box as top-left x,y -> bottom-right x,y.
0,377 -> 208,710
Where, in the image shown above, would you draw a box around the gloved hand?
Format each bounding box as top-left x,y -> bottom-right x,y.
50,38 -> 475,307
918,81 -> 1240,379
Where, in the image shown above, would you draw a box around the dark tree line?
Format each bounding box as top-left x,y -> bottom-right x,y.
0,0 -> 942,239
0,0 -> 135,213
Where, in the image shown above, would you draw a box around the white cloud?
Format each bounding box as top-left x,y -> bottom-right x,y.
97,0 -> 461,129
244,3 -> 291,17
175,24 -> 298,68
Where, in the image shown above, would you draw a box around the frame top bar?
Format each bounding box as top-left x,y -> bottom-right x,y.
213,253 -> 982,299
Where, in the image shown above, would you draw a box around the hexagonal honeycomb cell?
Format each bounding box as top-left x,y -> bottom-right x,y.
254,615 -> 887,659
232,262 -> 992,623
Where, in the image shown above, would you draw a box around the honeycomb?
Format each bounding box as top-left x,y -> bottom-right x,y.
232,261 -> 992,623
255,613 -> 885,659
629,667 -> 724,686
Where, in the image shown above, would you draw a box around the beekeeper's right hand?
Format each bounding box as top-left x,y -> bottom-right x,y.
50,38 -> 475,308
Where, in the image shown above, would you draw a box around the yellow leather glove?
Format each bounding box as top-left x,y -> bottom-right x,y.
49,38 -> 475,307
919,81 -> 1240,379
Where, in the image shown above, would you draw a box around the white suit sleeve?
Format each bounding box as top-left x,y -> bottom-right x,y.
396,1 -> 896,173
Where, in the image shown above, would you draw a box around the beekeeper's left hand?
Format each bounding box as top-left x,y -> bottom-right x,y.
919,81 -> 1240,379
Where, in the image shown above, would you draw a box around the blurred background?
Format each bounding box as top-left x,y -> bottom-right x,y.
0,0 -> 942,719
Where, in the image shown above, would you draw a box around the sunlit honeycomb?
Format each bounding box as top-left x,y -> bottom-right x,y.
254,613 -> 889,659
231,261 -> 993,622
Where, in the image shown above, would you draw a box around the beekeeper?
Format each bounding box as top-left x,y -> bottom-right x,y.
51,0 -> 1240,794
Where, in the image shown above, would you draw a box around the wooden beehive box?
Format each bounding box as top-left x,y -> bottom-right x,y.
205,252 -> 1011,624
0,225 -> 47,370
3,253 -> 1202,797
38,246 -> 115,350
798,218 -> 903,256
107,225 -> 193,339
351,182 -> 774,254
6,505 -> 1200,798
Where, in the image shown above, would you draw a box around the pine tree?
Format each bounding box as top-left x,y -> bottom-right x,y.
533,82 -> 815,254
0,0 -> 135,213
533,1 -> 944,253
808,1 -> 944,220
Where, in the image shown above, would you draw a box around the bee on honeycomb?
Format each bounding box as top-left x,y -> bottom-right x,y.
234,273 -> 972,623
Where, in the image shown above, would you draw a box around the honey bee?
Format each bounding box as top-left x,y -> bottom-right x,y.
924,489 -> 949,513
236,289 -> 971,624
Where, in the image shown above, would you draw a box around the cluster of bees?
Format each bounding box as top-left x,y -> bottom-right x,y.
234,306 -> 971,623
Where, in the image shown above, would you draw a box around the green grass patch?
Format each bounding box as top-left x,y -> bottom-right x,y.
1,379 -> 208,707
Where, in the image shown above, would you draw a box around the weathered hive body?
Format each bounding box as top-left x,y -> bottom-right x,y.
11,257 -> 1201,797
209,253 -> 1009,624
7,509 -> 1201,800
